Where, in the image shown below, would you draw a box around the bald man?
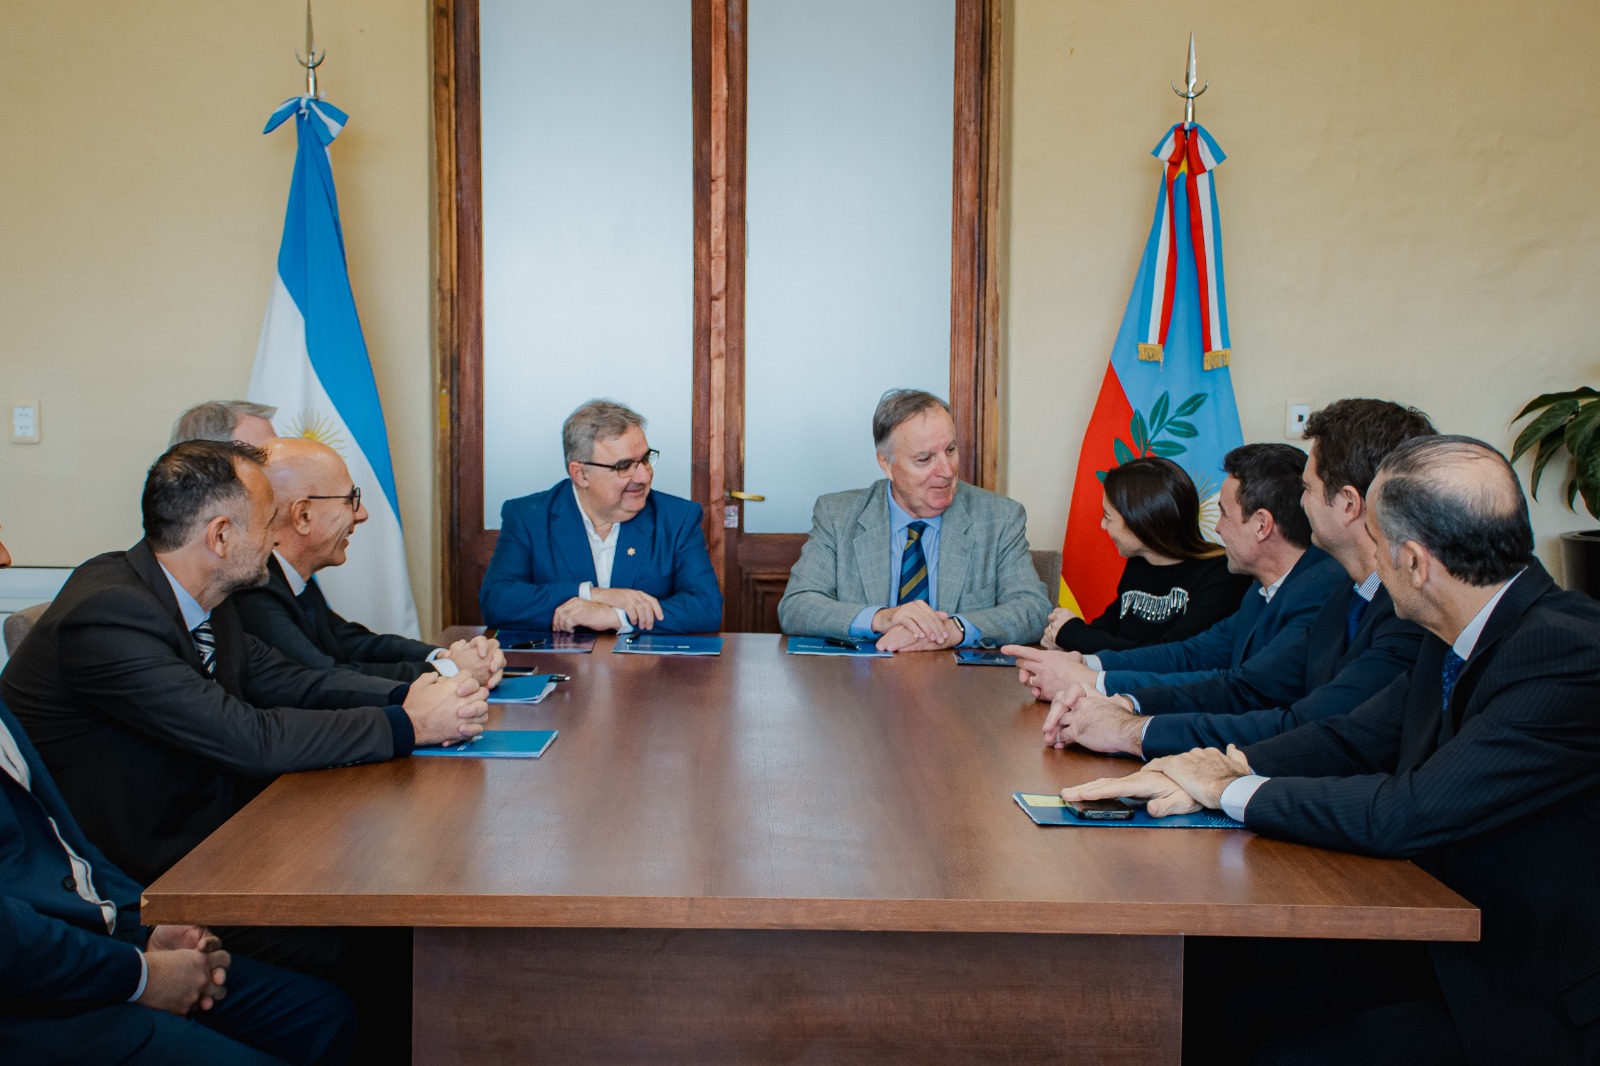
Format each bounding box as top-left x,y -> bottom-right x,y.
233,438 -> 505,684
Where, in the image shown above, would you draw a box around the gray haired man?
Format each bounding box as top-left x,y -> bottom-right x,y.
169,400 -> 278,447
480,399 -> 724,633
778,389 -> 1050,651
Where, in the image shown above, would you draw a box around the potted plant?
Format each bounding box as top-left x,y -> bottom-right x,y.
1512,387 -> 1600,597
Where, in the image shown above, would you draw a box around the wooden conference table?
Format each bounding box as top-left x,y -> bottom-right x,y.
144,631 -> 1477,1064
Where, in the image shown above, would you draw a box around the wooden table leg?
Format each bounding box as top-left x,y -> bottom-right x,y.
414,928 -> 1181,1064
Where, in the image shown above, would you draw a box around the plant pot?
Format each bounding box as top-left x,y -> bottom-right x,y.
1559,530 -> 1600,599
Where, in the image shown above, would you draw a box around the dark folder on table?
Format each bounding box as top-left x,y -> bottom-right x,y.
414,730 -> 558,759
786,636 -> 893,658
953,648 -> 1017,666
1012,792 -> 1243,829
490,629 -> 597,655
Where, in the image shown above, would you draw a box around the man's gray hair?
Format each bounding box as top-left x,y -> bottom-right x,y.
1371,435 -> 1533,587
563,399 -> 647,464
872,389 -> 952,458
169,400 -> 279,447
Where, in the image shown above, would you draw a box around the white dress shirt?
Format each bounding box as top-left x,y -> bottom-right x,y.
572,484 -> 633,633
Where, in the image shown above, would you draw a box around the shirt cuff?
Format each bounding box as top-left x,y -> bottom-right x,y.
848,606 -> 882,639
578,581 -> 594,601
128,949 -> 149,1002
1220,775 -> 1269,822
955,616 -> 980,647
1094,671 -> 1109,696
1119,692 -> 1143,713
425,648 -> 445,662
1083,654 -> 1103,671
614,609 -> 633,633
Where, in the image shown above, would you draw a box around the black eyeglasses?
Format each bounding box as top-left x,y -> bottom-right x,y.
306,486 -> 362,510
579,449 -> 659,477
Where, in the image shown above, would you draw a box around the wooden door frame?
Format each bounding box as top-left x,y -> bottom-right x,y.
435,0 -> 1004,626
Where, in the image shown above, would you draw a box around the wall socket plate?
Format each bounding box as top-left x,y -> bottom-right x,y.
10,401 -> 41,444
1285,403 -> 1310,439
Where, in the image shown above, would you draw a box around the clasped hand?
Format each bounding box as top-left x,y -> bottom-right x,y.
138,924 -> 229,1015
551,588 -> 664,632
1060,745 -> 1254,818
1040,685 -> 1144,756
403,672 -> 491,746
441,634 -> 506,687
872,601 -> 960,652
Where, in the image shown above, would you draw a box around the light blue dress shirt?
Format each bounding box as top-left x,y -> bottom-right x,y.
847,492 -> 979,646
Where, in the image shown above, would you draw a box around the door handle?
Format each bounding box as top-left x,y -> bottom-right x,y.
726,491 -> 766,502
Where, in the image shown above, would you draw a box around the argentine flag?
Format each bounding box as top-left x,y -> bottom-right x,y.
249,96 -> 419,637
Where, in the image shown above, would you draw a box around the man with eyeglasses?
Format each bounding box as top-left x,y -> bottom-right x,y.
233,437 -> 506,683
481,399 -> 723,634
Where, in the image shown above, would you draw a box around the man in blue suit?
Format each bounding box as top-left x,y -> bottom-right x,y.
1047,399 -> 1434,758
0,525 -> 353,1065
480,400 -> 723,633
1008,443 -> 1345,701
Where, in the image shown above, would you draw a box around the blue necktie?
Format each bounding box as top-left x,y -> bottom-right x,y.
1345,595 -> 1368,644
191,620 -> 217,677
1440,650 -> 1466,712
897,522 -> 929,605
297,583 -> 321,629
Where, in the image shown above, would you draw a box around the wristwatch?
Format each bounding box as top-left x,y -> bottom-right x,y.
951,616 -> 967,644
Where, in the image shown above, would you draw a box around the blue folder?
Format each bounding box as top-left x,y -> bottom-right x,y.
1012,792 -> 1244,829
414,730 -> 558,759
786,636 -> 893,658
612,635 -> 724,656
487,674 -> 558,704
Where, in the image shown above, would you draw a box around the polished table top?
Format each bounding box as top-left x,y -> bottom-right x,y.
143,633 -> 1477,941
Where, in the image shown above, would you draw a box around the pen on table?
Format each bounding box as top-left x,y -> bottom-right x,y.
824,638 -> 864,650
624,634 -> 642,644
502,669 -> 570,679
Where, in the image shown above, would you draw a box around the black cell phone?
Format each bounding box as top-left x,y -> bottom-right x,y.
1064,799 -> 1135,821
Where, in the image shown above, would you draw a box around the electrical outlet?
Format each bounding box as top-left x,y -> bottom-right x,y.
1286,403 -> 1310,439
10,401 -> 40,444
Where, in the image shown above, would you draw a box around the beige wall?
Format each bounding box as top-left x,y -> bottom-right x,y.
1003,0 -> 1600,581
0,1 -> 439,628
3,1 -> 1596,634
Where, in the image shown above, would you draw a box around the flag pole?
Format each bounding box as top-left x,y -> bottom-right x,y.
294,0 -> 325,99
1171,32 -> 1208,125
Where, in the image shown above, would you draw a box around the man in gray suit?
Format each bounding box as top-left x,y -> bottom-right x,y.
778,389 -> 1050,651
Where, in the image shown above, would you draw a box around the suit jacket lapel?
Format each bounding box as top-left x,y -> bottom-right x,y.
610,499 -> 652,589
853,482 -> 894,605
935,486 -> 973,613
127,540 -> 205,673
549,480 -> 599,584
1399,639 -> 1447,768
1442,562 -> 1554,738
267,556 -> 319,643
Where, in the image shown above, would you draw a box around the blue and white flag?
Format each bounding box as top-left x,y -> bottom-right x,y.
249,96 -> 419,637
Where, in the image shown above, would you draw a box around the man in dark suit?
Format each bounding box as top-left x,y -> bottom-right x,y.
480,399 -> 723,633
235,437 -> 506,683
778,389 -> 1051,650
1049,399 -> 1433,757
1062,435 -> 1600,1064
0,441 -> 490,889
0,524 -> 354,1064
1008,443 -> 1346,701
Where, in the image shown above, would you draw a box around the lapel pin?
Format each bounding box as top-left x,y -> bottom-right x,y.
627,547 -> 636,556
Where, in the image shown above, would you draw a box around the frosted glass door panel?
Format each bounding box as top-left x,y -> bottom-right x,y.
743,0 -> 955,534
480,0 -> 692,528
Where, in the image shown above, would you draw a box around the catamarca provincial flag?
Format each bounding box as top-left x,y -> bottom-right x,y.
249,96 -> 419,637
1058,122 -> 1244,619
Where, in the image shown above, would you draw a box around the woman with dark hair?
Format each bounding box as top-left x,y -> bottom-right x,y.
1044,456 -> 1250,653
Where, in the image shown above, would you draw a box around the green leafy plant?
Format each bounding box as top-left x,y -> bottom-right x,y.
1512,387 -> 1600,519
1099,391 -> 1207,481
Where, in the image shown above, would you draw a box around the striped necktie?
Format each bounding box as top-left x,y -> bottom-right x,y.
1440,649 -> 1465,712
191,620 -> 217,677
897,522 -> 930,605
